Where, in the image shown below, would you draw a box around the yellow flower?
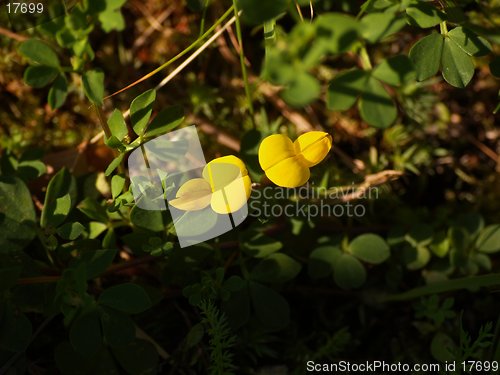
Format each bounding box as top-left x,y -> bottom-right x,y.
169,155 -> 252,214
258,131 -> 332,188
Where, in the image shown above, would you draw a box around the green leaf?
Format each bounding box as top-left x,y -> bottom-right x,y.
281,72 -> 321,107
107,109 -> 128,141
409,32 -> 444,81
111,339 -> 159,375
89,222 -> 108,239
406,3 -> 445,28
130,89 -> 156,136
100,307 -> 135,347
144,105 -> 184,138
404,245 -> 431,270
54,193 -> 72,219
448,27 -> 492,57
185,323 -> 205,348
223,283 -> 251,330
251,253 -> 302,283
111,175 -> 126,199
349,234 -> 390,264
77,197 -> 108,222
23,65 -> 58,88
372,55 -> 416,86
241,233 -> 282,258
106,135 -> 124,149
105,153 -> 125,176
48,74 -> 69,109
99,9 -> 125,32
441,37 -> 475,88
0,176 -> 36,253
69,309 -> 102,358
315,14 -> 360,54
431,332 -> 457,362
327,69 -> 368,111
361,11 -> 406,43
308,245 -> 341,279
405,223 -> 433,247
333,254 -> 366,290
40,168 -> 76,228
473,253 -> 492,271
358,77 -> 397,128
249,282 -> 290,331
237,0 -> 288,24
98,283 -> 152,314
57,222 -> 85,240
82,70 -> 105,105
85,249 -> 117,279
16,156 -> 46,181
19,39 -> 60,67
360,0 -> 393,12
130,205 -> 166,232
449,227 -> 469,267
0,306 -> 32,352
430,231 -> 450,258
455,212 -> 484,236
476,225 -> 500,254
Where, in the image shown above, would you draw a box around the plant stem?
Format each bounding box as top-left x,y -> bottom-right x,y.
264,19 -> 276,69
440,21 -> 448,35
94,104 -> 111,138
107,5 -> 235,98
199,0 -> 210,37
264,20 -> 276,46
154,14 -> 237,91
232,0 -> 255,126
359,45 -> 372,70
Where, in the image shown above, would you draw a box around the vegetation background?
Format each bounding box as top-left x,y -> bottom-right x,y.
1,0 -> 500,374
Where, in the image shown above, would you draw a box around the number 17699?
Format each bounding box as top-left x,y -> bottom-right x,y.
6,2 -> 44,14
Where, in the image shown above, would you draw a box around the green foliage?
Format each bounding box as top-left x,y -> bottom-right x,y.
0,176 -> 36,253
98,283 -> 152,314
3,0 -> 500,372
251,253 -> 301,283
199,300 -> 237,375
333,254 -> 366,290
238,0 -> 288,24
82,70 -> 105,105
130,89 -> 156,135
348,233 -> 390,264
19,39 -> 60,67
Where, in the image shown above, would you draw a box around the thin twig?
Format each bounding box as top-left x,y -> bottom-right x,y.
0,27 -> 28,41
191,115 -> 241,151
105,6 -> 235,99
154,13 -> 239,93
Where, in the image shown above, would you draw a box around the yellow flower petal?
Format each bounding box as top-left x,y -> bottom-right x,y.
265,156 -> 310,188
258,132 -> 332,188
211,175 -> 252,214
203,155 -> 249,176
202,155 -> 249,191
169,178 -> 212,211
258,134 -> 296,171
294,131 -> 332,167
